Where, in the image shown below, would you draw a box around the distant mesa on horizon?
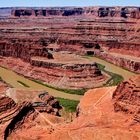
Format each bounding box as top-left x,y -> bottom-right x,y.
0,6 -> 139,18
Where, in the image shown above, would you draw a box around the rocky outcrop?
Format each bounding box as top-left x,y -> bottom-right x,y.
31,58 -> 101,74
0,93 -> 62,139
113,75 -> 140,118
1,76 -> 140,139
4,102 -> 35,140
0,39 -> 53,62
0,97 -> 16,113
10,75 -> 140,140
33,92 -> 62,116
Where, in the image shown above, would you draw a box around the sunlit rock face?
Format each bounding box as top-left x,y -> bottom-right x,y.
0,39 -> 53,62
113,75 -> 140,118
1,76 -> 139,140
0,6 -> 140,90
2,6 -> 139,73
0,92 -> 63,140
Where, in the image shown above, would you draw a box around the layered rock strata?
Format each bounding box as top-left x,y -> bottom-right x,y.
33,92 -> 62,116
95,51 -> 140,73
0,53 -> 106,89
0,40 -> 53,62
1,75 -> 140,139
0,93 -> 62,140
113,75 -> 140,120
0,7 -> 139,73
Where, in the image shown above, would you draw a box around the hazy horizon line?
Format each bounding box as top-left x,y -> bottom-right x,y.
0,5 -> 139,8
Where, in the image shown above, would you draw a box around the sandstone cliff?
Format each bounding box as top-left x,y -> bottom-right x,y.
0,39 -> 53,62
113,75 -> 140,120
0,75 -> 140,140
0,7 -> 139,73
0,93 -> 62,140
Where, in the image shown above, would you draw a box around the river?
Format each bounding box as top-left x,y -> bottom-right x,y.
0,56 -> 136,100
0,67 -> 82,101
85,56 -> 136,80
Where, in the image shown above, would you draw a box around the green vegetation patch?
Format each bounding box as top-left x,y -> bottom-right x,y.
97,63 -> 124,86
104,71 -> 124,86
32,79 -> 87,95
97,63 -> 105,70
56,97 -> 79,112
17,81 -> 30,88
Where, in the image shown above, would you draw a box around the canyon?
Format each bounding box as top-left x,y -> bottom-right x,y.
0,7 -> 139,76
0,6 -> 140,140
0,75 -> 140,139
